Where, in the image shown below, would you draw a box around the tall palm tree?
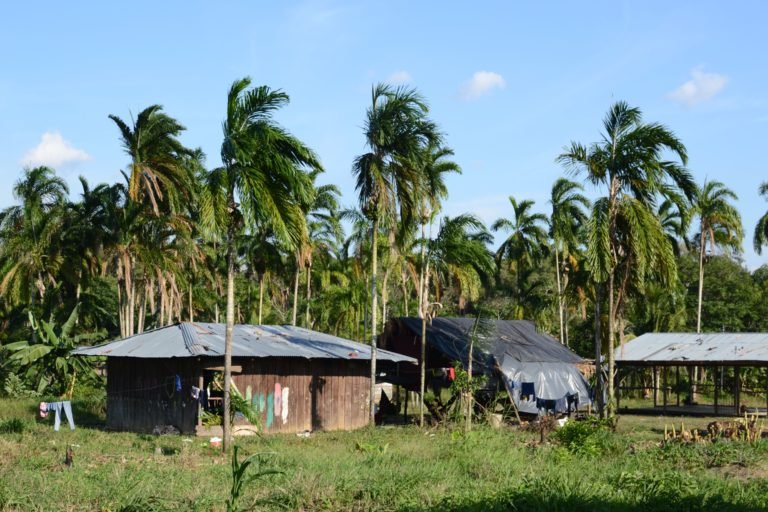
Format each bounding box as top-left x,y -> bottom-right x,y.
352,83 -> 439,424
202,77 -> 320,451
693,180 -> 743,333
549,178 -> 589,345
558,101 -> 695,416
109,105 -> 194,215
492,196 -> 549,307
754,182 -> 768,255
0,167 -> 69,310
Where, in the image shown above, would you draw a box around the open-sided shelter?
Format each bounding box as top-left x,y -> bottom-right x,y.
381,317 -> 591,414
616,332 -> 768,416
73,323 -> 415,434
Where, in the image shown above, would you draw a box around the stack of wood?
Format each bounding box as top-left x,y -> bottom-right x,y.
663,414 -> 764,444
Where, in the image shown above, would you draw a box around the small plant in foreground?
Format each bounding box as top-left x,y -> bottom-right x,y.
226,445 -> 282,512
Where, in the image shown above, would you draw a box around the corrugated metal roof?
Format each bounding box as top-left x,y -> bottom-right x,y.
615,332 -> 768,364
73,322 -> 416,363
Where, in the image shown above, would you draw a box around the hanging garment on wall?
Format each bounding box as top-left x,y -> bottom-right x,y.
521,382 -> 536,401
45,401 -> 75,431
175,375 -> 182,393
191,386 -> 200,400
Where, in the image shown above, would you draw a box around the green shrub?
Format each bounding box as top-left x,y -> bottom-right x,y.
0,418 -> 28,434
551,417 -> 614,456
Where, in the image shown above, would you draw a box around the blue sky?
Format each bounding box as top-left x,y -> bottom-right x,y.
1,1 -> 766,268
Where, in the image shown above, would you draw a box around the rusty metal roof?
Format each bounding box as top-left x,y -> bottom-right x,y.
73,322 -> 415,364
615,332 -> 768,365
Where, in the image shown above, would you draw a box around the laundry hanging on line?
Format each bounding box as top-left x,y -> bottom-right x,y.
39,401 -> 75,431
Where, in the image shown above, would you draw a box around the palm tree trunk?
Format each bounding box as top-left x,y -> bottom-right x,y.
418,221 -> 427,319
697,230 -> 706,334
594,282 -> 604,417
188,283 -> 194,323
222,227 -> 236,452
381,266 -> 391,332
305,262 -> 312,328
258,273 -> 265,325
419,265 -> 431,427
292,266 -> 300,327
369,216 -> 379,425
554,244 -> 565,345
607,272 -> 616,417
401,271 -> 409,317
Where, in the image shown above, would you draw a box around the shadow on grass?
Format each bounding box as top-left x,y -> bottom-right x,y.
399,491 -> 767,512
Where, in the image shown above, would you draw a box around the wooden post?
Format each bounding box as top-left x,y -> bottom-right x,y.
616,368 -> 621,411
652,366 -> 657,408
676,366 -> 680,407
735,366 -> 741,415
714,366 -> 719,416
197,366 -> 204,430
663,366 -> 668,412
765,367 -> 768,415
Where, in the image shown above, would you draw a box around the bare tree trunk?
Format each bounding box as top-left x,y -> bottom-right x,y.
417,221 -> 427,319
369,216 -> 379,425
223,228 -> 236,452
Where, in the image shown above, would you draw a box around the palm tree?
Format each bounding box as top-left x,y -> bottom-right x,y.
202,77 -> 320,451
109,105 -> 194,214
549,178 -> 589,345
558,101 -> 695,416
0,167 -> 69,312
754,182 -> 768,254
492,196 -> 549,309
693,180 -> 743,333
352,83 -> 439,424
657,199 -> 690,257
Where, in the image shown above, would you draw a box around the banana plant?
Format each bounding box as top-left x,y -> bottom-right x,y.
4,304 -> 104,395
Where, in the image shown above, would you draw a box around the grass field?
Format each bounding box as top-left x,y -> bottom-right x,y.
1,399 -> 768,511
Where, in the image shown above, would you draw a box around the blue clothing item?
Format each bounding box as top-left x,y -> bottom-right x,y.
175,374 -> 182,393
47,401 -> 75,431
521,382 -> 535,400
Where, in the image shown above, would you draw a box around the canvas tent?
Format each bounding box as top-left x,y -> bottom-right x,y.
381,317 -> 591,414
73,322 -> 415,433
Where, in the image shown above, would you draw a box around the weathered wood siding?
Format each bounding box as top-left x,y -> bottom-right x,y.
106,358 -> 199,434
232,358 -> 371,433
105,357 -> 371,434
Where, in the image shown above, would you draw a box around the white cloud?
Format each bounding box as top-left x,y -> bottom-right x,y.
460,71 -> 506,100
387,70 -> 411,84
21,131 -> 90,168
667,67 -> 729,107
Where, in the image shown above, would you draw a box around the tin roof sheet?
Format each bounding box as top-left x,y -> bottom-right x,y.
615,332 -> 768,364
73,322 -> 416,363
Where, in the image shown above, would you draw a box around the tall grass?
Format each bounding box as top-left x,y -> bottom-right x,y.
1,398 -> 767,511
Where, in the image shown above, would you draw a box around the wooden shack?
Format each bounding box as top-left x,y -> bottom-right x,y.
74,323 -> 414,434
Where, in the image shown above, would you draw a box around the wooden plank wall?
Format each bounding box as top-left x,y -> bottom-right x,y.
233,358 -> 371,433
107,357 -> 371,434
106,358 -> 199,434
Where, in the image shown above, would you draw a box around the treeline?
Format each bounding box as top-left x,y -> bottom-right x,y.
2,80 -> 768,402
